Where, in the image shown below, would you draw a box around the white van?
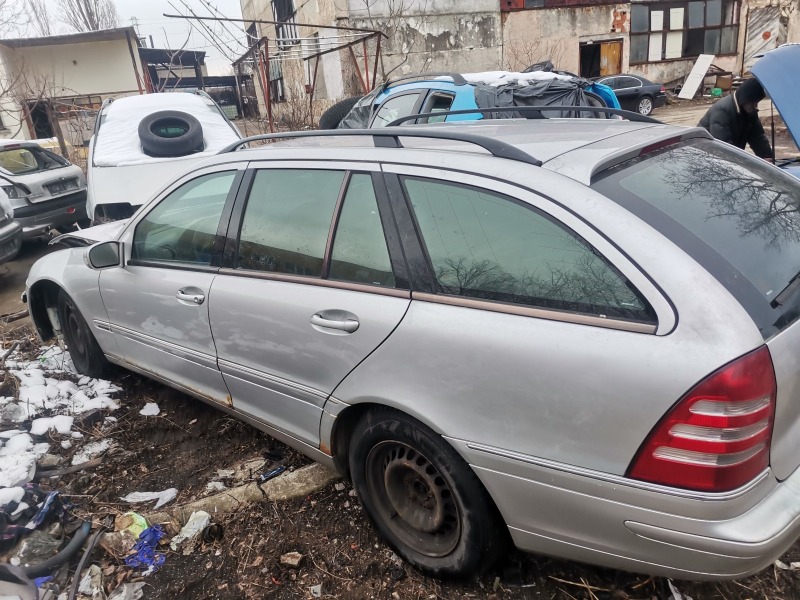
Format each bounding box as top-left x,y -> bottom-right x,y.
87,91 -> 241,223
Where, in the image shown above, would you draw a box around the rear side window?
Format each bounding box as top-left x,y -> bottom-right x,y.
372,93 -> 421,128
0,147 -> 65,174
237,169 -> 345,276
403,177 -> 654,322
592,139 -> 800,335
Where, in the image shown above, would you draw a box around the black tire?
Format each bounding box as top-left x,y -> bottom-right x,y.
57,289 -> 110,378
637,95 -> 654,116
349,408 -> 508,576
318,96 -> 362,130
138,110 -> 204,158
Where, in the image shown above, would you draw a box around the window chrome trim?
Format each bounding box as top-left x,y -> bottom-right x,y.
412,291 -> 657,334
217,267 -> 411,298
464,441 -> 770,501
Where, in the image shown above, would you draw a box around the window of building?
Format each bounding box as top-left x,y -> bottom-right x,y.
272,0 -> 298,49
630,0 -> 739,64
268,58 -> 286,102
246,23 -> 258,47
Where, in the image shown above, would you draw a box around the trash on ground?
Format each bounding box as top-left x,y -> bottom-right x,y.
108,582 -> 146,600
124,525 -> 166,575
205,481 -> 227,494
120,488 -> 178,509
77,564 -> 104,599
139,402 -> 160,416
257,465 -> 286,483
775,559 -> 800,570
71,439 -> 112,466
280,551 -> 303,568
668,580 -> 694,600
310,583 -> 322,597
170,510 -> 211,554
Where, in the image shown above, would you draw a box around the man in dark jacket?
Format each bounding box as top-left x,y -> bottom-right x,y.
697,78 -> 773,159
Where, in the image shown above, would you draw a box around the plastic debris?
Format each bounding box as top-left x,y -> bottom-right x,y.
170,510 -> 211,554
78,564 -> 104,598
116,512 -> 148,538
668,580 -> 694,600
139,403 -> 160,417
120,488 -> 178,509
108,582 -> 146,600
205,481 -> 227,493
72,439 -> 111,466
124,525 -> 166,575
310,584 -> 322,598
257,465 -> 286,484
775,559 -> 800,570
280,551 -> 303,568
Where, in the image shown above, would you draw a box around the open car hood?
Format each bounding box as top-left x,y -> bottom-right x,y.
751,44 -> 800,150
50,219 -> 128,247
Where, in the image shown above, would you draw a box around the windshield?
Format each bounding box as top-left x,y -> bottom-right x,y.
0,147 -> 66,175
592,139 -> 800,335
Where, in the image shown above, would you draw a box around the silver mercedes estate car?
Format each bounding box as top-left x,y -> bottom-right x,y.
24,119 -> 800,580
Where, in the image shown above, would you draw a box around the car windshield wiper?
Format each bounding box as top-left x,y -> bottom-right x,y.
771,271 -> 800,307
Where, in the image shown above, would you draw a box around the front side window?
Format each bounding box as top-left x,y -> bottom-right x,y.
329,174 -> 395,287
133,171 -> 235,265
420,93 -> 455,124
237,169 -> 345,276
404,177 -> 653,322
372,93 -> 422,128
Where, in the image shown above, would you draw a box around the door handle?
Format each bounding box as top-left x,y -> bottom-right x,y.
176,290 -> 205,304
310,313 -> 359,333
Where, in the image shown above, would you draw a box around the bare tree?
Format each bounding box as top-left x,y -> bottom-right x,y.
58,0 -> 119,32
26,0 -> 52,36
0,0 -> 30,38
503,38 -> 568,72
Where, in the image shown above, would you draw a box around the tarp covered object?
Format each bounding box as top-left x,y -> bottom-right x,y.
474,79 -> 599,119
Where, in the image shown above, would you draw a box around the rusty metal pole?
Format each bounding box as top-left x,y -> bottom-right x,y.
372,35 -> 382,89
261,40 -> 275,133
362,38 -> 370,90
347,45 -> 367,93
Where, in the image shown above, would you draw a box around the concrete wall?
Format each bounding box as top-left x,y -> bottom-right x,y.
790,0 -> 800,42
503,5 -> 630,74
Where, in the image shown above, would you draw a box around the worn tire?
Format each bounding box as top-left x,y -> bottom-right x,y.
57,289 -> 110,378
349,408 -> 508,576
318,96 -> 362,129
138,110 -> 204,157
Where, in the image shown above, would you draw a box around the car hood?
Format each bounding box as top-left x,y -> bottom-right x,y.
751,44 -> 800,150
50,219 -> 128,246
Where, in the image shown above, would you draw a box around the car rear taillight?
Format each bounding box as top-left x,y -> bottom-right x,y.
660,85 -> 666,93
627,346 -> 776,492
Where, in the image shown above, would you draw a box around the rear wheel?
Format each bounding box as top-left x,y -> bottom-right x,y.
57,289 -> 109,378
637,95 -> 654,116
349,408 -> 508,576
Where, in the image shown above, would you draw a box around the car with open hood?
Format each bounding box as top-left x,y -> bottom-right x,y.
750,44 -> 800,178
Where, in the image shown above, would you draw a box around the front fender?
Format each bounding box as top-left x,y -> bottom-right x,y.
26,247 -> 118,357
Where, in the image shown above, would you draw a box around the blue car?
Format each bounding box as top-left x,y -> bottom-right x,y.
321,71 -> 621,130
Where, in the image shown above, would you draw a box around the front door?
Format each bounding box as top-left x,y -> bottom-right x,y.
210,164 -> 410,445
99,167 -> 242,406
600,40 -> 623,76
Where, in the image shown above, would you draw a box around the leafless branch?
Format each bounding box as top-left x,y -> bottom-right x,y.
57,0 -> 119,32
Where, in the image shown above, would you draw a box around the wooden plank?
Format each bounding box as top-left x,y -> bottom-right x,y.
678,54 -> 716,99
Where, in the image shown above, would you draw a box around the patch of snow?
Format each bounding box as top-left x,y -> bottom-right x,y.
72,439 -> 111,465
30,415 -> 74,436
11,501 -> 29,516
139,403 -> 160,417
61,440 -> 72,450
120,488 -> 178,509
0,452 -> 36,487
0,486 -> 24,507
205,481 -> 227,493
448,70 -> 576,87
0,429 -> 24,439
32,442 -> 50,458
0,433 -> 32,456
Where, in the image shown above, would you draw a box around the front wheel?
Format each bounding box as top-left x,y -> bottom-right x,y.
349,409 -> 508,576
637,95 -> 654,116
57,289 -> 110,378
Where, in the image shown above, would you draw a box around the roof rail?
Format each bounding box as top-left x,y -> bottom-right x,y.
386,105 -> 663,126
219,129 -> 543,166
382,72 -> 468,89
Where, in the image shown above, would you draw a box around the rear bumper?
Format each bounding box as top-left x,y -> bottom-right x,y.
452,439 -> 800,580
0,219 -> 22,264
654,94 -> 667,109
14,190 -> 88,237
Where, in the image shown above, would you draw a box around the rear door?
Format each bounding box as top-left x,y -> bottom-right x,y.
614,76 -> 643,109
209,162 -> 410,446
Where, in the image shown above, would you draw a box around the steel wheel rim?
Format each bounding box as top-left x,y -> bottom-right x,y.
365,441 -> 461,557
639,98 -> 652,114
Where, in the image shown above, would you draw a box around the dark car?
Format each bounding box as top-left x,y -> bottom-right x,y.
596,74 -> 666,116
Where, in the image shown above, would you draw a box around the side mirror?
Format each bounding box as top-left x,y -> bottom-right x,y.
87,241 -> 122,269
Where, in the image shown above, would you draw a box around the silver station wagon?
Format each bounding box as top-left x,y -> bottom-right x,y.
25,119 -> 800,579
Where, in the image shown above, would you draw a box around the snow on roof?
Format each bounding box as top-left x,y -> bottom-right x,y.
93,93 -> 240,168
448,71 -> 577,87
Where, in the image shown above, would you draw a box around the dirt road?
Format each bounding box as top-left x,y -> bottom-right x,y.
0,240 -> 56,316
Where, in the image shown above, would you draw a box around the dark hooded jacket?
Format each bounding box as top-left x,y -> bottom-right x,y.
697,93 -> 772,159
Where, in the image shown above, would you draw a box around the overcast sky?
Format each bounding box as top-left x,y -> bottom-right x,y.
38,0 -> 247,75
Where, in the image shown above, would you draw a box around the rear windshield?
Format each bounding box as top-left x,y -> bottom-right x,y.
0,147 -> 67,175
592,139 -> 800,337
